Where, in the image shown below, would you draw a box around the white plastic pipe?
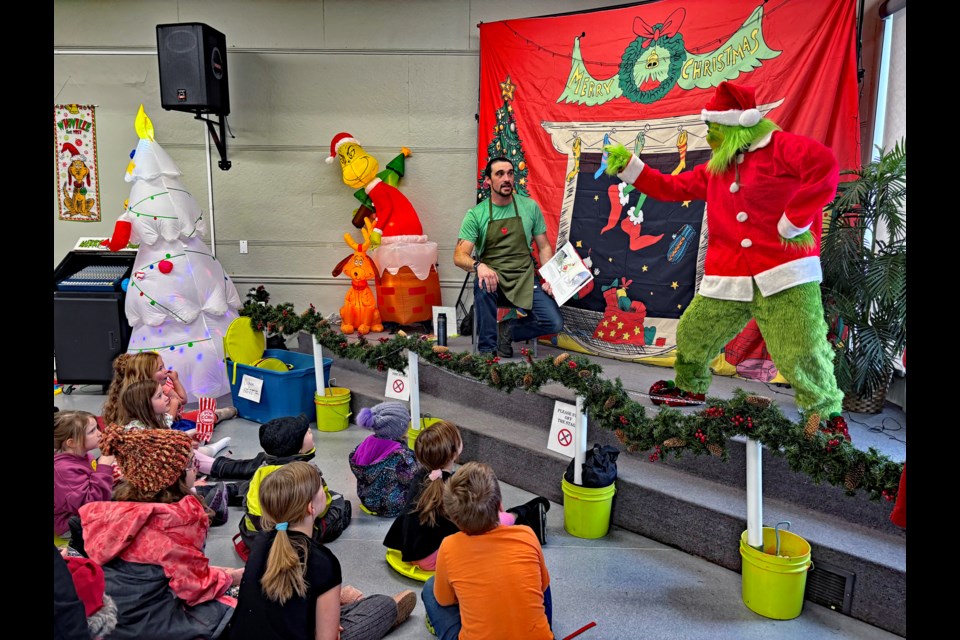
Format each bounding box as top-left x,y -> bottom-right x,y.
746,438 -> 763,549
311,335 -> 325,396
574,395 -> 588,485
408,350 -> 421,433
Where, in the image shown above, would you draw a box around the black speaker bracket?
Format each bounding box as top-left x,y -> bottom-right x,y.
195,112 -> 232,171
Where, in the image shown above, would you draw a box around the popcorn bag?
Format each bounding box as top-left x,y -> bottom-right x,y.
196,397 -> 217,443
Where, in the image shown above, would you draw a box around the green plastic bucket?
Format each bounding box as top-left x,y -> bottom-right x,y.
561,477 -> 616,539
740,528 -> 812,620
315,388 -> 351,432
406,417 -> 444,450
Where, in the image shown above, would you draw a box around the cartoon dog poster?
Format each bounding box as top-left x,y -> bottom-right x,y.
55,104 -> 101,222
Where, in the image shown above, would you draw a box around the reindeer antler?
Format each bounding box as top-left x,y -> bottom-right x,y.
360,217 -> 375,248
343,231 -> 360,252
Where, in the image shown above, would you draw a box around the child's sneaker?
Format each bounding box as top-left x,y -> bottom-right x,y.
425,612 -> 437,636
392,590 -> 417,628
215,406 -> 239,422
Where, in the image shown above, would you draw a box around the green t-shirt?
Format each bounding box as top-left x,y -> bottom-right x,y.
458,195 -> 547,257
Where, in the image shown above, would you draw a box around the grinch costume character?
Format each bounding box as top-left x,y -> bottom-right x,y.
604,81 -> 848,439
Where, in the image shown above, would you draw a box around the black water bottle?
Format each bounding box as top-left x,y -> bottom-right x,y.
436,313 -> 448,346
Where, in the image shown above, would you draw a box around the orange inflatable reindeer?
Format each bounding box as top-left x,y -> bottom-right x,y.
332,219 -> 384,335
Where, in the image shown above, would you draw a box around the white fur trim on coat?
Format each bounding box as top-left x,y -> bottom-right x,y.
364,177 -> 383,194
777,212 -> 812,239
753,256 -> 822,297
617,155 -> 645,185
701,108 -> 761,127
699,275 -> 754,301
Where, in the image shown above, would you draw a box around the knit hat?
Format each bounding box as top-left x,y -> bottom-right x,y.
356,401 -> 410,441
259,413 -> 311,457
700,81 -> 761,127
325,131 -> 359,164
101,425 -> 193,493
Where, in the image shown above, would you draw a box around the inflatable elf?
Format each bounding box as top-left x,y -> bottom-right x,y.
604,81 -> 849,439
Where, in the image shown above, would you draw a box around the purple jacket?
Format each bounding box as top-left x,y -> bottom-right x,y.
53,452 -> 113,536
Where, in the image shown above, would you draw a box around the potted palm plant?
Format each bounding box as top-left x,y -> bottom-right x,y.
820,140 -> 906,413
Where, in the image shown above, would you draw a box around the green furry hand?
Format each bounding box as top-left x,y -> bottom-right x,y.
603,144 -> 633,177
780,230 -> 815,251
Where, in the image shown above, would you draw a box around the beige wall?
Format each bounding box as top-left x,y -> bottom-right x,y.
55,0 -> 895,315
53,0 -> 616,314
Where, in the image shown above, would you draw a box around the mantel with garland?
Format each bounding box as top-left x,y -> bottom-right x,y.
239,291 -> 902,502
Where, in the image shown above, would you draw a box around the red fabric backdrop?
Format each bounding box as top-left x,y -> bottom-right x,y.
477,0 -> 860,374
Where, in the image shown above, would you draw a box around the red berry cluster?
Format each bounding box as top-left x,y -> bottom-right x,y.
619,415 -> 629,425
820,417 -> 851,442
437,352 -> 453,361
568,360 -> 578,369
282,310 -> 288,317
376,361 -> 385,372
649,445 -> 663,462
257,322 -> 264,330
705,407 -> 725,418
520,347 -> 530,356
378,337 -> 389,343
731,414 -> 753,429
881,489 -> 896,502
694,429 -> 707,444
485,357 -> 501,365
824,438 -> 842,452
339,341 -> 348,349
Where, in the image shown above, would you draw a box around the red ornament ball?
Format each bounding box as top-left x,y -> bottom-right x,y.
158,260 -> 173,274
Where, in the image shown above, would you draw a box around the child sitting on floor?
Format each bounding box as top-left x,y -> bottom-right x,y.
227,461 -> 416,640
383,420 -> 549,570
79,427 -> 242,639
237,414 -> 352,553
54,410 -> 115,540
102,352 -> 238,431
348,402 -> 420,517
421,461 -> 553,640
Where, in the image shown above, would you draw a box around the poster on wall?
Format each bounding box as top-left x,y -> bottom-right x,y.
477,0 -> 860,382
54,104 -> 101,222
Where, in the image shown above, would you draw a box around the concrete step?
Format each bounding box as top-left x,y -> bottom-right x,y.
298,337 -> 906,636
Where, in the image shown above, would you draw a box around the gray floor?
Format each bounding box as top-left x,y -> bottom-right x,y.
57,383 -> 902,640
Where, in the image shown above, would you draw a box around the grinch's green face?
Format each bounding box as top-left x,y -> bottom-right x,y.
705,122 -> 724,150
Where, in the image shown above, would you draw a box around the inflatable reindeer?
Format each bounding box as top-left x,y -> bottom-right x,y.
333,219 -> 384,335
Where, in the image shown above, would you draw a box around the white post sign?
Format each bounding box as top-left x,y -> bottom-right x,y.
385,368 -> 411,401
238,375 -> 264,403
547,400 -> 578,458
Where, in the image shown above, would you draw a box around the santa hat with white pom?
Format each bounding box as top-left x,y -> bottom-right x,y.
700,81 -> 761,128
325,132 -> 359,164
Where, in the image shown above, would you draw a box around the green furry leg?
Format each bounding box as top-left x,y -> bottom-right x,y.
674,294 -> 752,394
752,282 -> 843,416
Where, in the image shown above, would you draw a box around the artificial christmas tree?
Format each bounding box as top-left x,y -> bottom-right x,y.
103,106 -> 242,400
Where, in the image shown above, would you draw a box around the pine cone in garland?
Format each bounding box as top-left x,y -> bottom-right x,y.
432,345 -> 450,353
614,428 -> 627,444
603,395 -> 618,411
460,353 -> 473,363
804,414 -> 821,440
707,443 -> 724,458
745,395 -> 773,408
490,366 -> 501,385
523,373 -> 534,388
662,437 -> 687,448
553,353 -> 570,366
578,369 -> 592,379
844,463 -> 866,491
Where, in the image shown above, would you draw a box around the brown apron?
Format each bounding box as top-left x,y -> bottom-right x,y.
478,197 -> 535,310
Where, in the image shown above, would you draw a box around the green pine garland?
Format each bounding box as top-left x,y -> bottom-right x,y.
241,300 -> 903,502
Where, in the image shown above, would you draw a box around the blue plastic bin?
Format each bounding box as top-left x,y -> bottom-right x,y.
227,349 -> 333,424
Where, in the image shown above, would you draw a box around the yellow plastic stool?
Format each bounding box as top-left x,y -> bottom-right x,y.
385,548 -> 435,582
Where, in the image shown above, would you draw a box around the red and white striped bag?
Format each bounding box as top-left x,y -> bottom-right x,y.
196,397 -> 217,444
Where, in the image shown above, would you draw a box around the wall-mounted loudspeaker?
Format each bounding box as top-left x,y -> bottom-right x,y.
156,23 -> 230,116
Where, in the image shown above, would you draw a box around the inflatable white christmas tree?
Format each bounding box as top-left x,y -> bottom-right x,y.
104,106 -> 242,401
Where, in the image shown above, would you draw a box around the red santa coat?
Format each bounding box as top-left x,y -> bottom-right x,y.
364,178 -> 424,237
620,131 -> 839,301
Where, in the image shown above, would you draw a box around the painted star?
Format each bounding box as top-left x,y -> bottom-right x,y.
671,281 -> 679,290
518,178 -> 526,186
603,320 -> 609,327
677,304 -> 683,309
622,332 -> 630,340
642,265 -> 649,272
634,326 -> 642,335
575,240 -> 582,248
682,201 -> 691,207
617,322 -> 624,329
500,76 -> 516,101
608,257 -> 613,262
611,315 -> 618,322
594,195 -> 600,201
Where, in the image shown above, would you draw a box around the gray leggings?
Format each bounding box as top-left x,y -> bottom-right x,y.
339,594 -> 398,640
